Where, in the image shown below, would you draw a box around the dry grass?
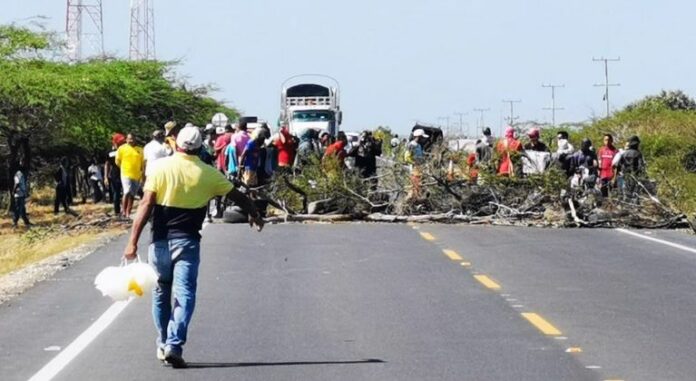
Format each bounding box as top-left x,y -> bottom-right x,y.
0,189 -> 128,277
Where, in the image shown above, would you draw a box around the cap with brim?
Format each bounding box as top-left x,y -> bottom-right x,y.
215,126 -> 225,135
152,130 -> 165,138
164,121 -> 177,136
176,126 -> 202,150
413,129 -> 429,138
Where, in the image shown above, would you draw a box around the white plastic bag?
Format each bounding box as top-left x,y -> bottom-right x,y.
95,257 -> 158,301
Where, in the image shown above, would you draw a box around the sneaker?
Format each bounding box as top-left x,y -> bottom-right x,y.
164,349 -> 187,369
156,347 -> 165,361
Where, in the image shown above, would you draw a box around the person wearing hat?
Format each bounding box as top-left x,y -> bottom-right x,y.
405,129 -> 429,199
122,125 -> 264,368
164,121 -> 180,155
523,128 -> 548,152
105,133 -> 126,216
143,129 -> 169,180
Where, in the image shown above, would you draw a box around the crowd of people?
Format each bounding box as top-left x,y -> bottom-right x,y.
467,126 -> 647,199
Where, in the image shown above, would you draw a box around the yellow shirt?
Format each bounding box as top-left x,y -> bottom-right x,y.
115,144 -> 144,181
144,153 -> 234,240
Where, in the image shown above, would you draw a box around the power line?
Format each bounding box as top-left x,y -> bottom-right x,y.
593,57 -> 621,118
501,99 -> 521,127
473,108 -> 490,133
541,83 -> 565,127
453,112 -> 468,136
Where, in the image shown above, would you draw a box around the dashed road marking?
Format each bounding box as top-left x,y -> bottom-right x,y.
442,249 -> 463,261
460,261 -> 472,267
419,232 -> 435,241
521,313 -> 562,336
474,275 -> 502,290
566,347 -> 583,353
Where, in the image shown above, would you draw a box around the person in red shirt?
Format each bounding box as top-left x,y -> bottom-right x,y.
496,126 -> 522,177
274,124 -> 296,170
597,133 -> 618,197
214,125 -> 234,172
323,132 -> 348,168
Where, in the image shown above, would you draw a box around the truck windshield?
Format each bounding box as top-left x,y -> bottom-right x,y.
292,110 -> 334,122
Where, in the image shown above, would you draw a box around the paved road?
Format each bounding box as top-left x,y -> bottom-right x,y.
1,223 -> 695,380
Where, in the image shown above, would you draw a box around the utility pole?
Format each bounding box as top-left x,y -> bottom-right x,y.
541,83 -> 565,126
437,116 -> 451,135
501,99 -> 521,127
65,0 -> 104,61
473,108 -> 490,135
453,112 -> 468,136
130,0 -> 156,60
593,57 -> 621,118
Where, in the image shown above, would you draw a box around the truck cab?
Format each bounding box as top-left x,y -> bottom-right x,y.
280,77 -> 342,137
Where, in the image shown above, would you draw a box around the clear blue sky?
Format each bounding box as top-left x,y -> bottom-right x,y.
3,1 -> 694,135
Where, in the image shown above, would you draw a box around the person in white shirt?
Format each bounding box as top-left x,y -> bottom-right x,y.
143,130 -> 169,179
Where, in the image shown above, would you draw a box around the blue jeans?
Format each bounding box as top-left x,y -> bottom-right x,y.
148,238 -> 201,355
13,196 -> 30,226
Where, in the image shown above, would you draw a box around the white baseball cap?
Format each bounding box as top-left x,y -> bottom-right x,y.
215,126 -> 226,135
413,129 -> 429,138
176,126 -> 202,150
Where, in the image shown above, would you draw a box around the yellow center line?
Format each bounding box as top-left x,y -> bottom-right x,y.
460,262 -> 472,267
419,232 -> 435,241
474,275 -> 501,290
442,249 -> 463,261
521,313 -> 562,336
566,347 -> 583,353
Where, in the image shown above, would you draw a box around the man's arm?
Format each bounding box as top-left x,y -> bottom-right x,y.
123,190 -> 157,260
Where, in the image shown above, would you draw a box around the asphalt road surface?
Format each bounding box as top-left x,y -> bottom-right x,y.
1,223 -> 696,380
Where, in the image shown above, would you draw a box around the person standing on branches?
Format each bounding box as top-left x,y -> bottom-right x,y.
122,126 -> 264,368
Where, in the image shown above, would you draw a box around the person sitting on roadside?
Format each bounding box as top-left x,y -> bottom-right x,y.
115,133 -> 144,219
597,133 -> 618,197
122,125 -> 264,369
496,126 -> 522,177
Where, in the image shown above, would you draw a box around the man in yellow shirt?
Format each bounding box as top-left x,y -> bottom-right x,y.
122,125 -> 263,368
115,133 -> 144,218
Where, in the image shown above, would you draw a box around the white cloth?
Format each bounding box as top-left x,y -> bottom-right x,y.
143,140 -> 169,176
522,150 -> 551,174
556,139 -> 574,156
88,164 -> 103,181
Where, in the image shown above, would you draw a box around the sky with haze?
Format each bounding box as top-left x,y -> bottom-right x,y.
3,1 -> 694,135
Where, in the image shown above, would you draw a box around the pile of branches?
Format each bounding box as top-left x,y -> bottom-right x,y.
257,150 -> 691,230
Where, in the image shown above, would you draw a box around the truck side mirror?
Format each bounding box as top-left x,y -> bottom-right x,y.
337,111 -> 343,125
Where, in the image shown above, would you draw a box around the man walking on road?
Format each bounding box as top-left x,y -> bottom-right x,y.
116,133 -> 144,219
123,126 -> 264,368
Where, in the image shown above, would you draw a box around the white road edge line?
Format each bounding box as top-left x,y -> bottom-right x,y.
29,221 -> 213,381
28,299 -> 133,381
615,228 -> 696,254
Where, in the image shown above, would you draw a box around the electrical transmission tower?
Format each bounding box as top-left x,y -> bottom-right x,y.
453,112 -> 468,136
130,0 -> 156,60
593,57 -> 620,118
541,83 -> 564,126
65,0 -> 104,61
